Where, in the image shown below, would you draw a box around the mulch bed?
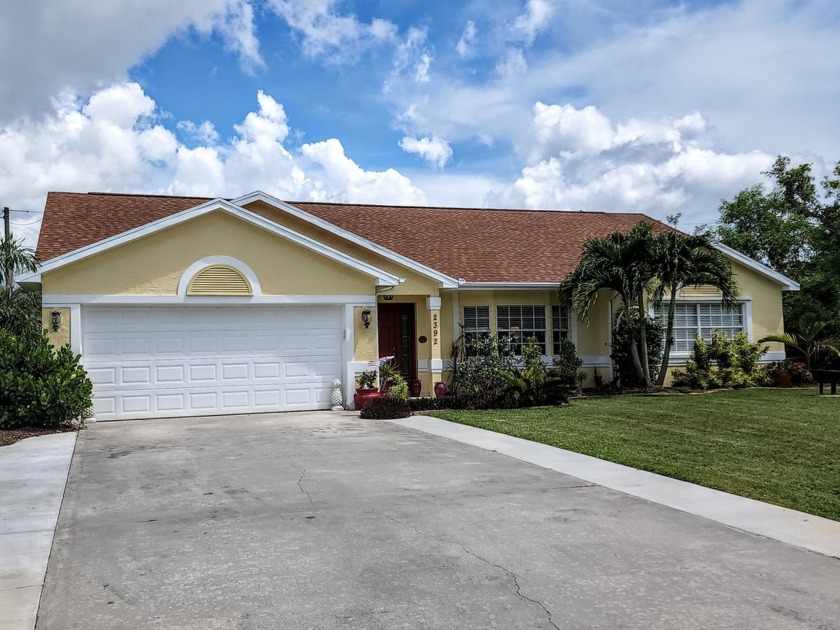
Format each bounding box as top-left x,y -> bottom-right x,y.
0,427 -> 77,448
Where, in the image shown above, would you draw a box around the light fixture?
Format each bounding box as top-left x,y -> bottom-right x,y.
50,310 -> 61,332
361,309 -> 372,329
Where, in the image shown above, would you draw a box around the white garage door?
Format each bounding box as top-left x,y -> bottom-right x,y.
82,306 -> 342,420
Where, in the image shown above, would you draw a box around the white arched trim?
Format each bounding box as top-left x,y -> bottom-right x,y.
178,256 -> 263,298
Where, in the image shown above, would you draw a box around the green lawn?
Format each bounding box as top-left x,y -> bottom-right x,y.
430,389 -> 840,521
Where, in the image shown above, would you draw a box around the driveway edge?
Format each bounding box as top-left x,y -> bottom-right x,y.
390,416 -> 840,559
0,432 -> 78,630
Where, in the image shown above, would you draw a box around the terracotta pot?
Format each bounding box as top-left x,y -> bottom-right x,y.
434,381 -> 448,398
409,379 -> 422,397
354,388 -> 381,410
773,370 -> 792,388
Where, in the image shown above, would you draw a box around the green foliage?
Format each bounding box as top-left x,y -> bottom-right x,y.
359,396 -> 412,419
611,312 -> 664,388
561,221 -> 658,386
0,331 -> 93,428
0,289 -> 42,340
708,155 -> 840,337
759,315 -> 840,370
448,333 -> 517,409
649,230 -> 738,385
449,334 -> 583,409
546,338 -> 584,402
388,374 -> 409,401
357,370 -> 377,389
672,331 -> 768,390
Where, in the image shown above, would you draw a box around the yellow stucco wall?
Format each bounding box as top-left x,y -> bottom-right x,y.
354,306 -> 378,362
42,211 -> 377,296
731,260 -> 785,354
41,307 -> 71,348
244,200 -> 441,296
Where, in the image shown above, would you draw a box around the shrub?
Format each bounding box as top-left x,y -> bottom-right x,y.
0,331 -> 93,428
501,338 -> 549,407
388,374 -> 409,400
448,334 -> 517,409
546,338 -> 584,402
672,331 -> 768,390
611,312 -> 664,387
359,396 -> 412,419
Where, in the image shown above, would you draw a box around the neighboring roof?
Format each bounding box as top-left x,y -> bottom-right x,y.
35,191 -> 799,289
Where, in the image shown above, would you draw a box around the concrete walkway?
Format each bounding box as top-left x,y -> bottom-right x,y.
391,415 -> 840,558
0,433 -> 77,630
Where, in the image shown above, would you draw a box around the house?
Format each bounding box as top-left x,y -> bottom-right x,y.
19,191 -> 799,421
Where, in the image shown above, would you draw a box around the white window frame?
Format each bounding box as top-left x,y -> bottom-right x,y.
462,305 -> 491,351
653,297 -> 753,362
551,304 -> 571,356
496,305 -> 548,356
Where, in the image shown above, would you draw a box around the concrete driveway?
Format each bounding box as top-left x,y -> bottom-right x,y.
38,412 -> 839,629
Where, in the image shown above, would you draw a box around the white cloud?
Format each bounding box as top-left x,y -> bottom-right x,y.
266,0 -> 397,59
398,136 -> 453,169
0,0 -> 262,122
513,0 -> 555,45
496,102 -> 775,224
456,20 -> 477,58
0,83 -> 425,246
387,27 -> 435,91
495,48 -> 528,80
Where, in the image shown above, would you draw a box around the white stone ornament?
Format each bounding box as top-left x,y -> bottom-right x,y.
331,378 -> 344,411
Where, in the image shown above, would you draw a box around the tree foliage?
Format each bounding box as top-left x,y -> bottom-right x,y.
708,155 -> 840,336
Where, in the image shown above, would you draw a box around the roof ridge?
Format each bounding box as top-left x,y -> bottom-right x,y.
291,200 -> 645,216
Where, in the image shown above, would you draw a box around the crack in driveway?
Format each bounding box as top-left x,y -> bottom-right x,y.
375,510 -> 560,629
297,468 -> 314,507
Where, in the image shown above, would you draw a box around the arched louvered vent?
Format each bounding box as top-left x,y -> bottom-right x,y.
187,265 -> 252,296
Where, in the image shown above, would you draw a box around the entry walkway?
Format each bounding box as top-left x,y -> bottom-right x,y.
391,415 -> 840,558
0,433 -> 77,630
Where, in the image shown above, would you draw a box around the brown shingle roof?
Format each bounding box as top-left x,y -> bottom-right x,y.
38,192 -> 669,283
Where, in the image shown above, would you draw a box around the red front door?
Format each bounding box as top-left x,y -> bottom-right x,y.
377,303 -> 417,380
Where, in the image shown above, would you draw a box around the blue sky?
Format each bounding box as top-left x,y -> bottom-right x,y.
1,0 -> 838,243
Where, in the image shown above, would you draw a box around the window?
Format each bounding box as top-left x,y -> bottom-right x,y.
463,306 -> 490,349
497,305 -> 547,355
552,305 -> 570,355
654,302 -> 744,352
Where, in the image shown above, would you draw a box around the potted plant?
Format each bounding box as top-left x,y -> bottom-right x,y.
354,370 -> 380,410
766,361 -> 792,388
409,379 -> 422,397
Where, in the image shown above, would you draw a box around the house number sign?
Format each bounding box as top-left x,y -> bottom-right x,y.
432,312 -> 439,346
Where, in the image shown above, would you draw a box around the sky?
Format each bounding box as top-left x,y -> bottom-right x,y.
1,0 -> 838,246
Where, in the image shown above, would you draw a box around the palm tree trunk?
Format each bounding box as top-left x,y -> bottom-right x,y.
656,287 -> 678,386
623,304 -> 645,384
637,293 -> 652,387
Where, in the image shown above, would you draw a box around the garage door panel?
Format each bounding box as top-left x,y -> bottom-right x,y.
82,306 -> 343,420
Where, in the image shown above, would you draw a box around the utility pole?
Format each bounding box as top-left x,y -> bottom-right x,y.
3,206 -> 11,293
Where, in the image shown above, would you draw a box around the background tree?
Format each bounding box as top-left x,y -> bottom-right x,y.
561,222 -> 656,387
0,236 -> 41,339
707,155 -> 840,337
650,232 -> 739,386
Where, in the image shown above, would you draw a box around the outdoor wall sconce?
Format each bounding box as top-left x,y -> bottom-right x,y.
361,309 -> 372,329
50,310 -> 61,332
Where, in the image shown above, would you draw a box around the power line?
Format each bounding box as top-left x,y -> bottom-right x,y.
7,208 -> 43,214
12,218 -> 43,226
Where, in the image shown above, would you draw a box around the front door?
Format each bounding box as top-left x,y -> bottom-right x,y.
377,303 -> 417,380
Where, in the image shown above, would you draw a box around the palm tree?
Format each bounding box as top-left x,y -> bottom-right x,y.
562,222 -> 657,386
1,236 -> 38,297
759,316 -> 840,371
649,232 -> 739,385
0,236 -> 41,338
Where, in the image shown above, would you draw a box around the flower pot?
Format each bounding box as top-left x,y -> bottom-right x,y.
434,381 -> 448,398
773,370 -> 792,388
354,388 -> 381,410
409,379 -> 422,397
